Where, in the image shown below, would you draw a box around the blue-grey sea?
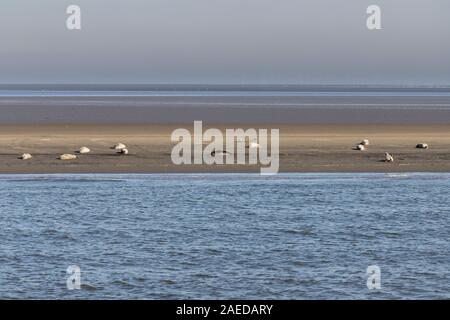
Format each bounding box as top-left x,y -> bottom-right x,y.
2,87 -> 450,124
0,173 -> 448,299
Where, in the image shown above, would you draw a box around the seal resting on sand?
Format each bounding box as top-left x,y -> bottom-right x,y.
118,148 -> 129,155
249,142 -> 259,149
416,143 -> 429,149
19,153 -> 32,160
112,143 -> 126,150
361,139 -> 370,146
354,144 -> 365,151
59,154 -> 77,160
211,150 -> 231,156
77,147 -> 90,154
384,152 -> 394,162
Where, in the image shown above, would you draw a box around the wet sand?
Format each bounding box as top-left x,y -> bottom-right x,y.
1,124 -> 449,173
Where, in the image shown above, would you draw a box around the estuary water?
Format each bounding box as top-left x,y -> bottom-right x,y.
0,173 -> 448,299
2,86 -> 450,124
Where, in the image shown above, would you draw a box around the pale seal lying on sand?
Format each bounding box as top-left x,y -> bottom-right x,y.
118,148 -> 129,155
19,153 -> 32,160
249,142 -> 260,149
354,144 -> 365,151
59,154 -> 77,160
112,143 -> 127,150
77,147 -> 91,154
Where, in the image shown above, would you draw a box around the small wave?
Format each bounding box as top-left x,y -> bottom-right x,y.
80,283 -> 98,291
386,173 -> 410,178
379,231 -> 402,238
112,279 -> 135,288
283,228 -> 313,235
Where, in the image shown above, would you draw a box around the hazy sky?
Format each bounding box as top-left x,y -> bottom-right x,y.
1,0 -> 449,85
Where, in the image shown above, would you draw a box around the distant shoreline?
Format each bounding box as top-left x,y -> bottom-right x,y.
2,83 -> 450,91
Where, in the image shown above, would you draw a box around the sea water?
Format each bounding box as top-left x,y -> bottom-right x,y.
0,173 -> 448,299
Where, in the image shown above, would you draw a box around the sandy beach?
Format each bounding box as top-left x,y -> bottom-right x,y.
1,124 -> 449,173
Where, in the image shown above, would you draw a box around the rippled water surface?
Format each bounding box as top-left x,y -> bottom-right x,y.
0,173 -> 448,299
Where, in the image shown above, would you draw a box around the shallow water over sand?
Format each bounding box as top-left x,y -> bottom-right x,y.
2,87 -> 450,124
